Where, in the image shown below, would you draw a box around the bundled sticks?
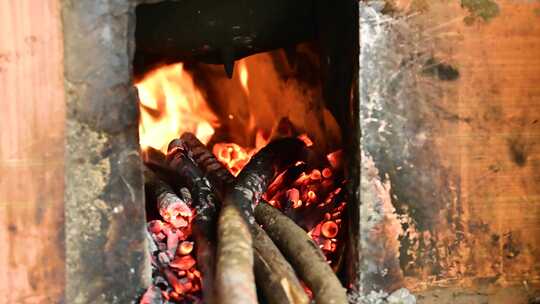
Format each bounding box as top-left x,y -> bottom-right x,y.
255,202 -> 348,304
142,133 -> 348,304
216,137 -> 308,304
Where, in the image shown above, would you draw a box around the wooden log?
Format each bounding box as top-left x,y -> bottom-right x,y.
215,204 -> 258,304
167,140 -> 221,304
252,223 -> 310,304
254,202 -> 348,304
167,139 -> 220,233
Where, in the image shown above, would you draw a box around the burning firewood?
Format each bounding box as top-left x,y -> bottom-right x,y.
144,134 -> 345,303
167,140 -> 221,304
216,137 -> 308,304
252,223 -> 310,304
227,137 -> 309,218
143,166 -> 193,229
180,132 -> 234,197
290,184 -> 345,232
264,162 -> 308,201
254,202 -> 348,304
180,135 -> 310,304
142,146 -> 171,171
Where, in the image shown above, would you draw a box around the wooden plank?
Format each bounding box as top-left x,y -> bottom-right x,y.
360,0 -> 540,298
0,1 -> 65,302
407,0 -> 540,288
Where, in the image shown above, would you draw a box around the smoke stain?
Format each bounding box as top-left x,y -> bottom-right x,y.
422,58 -> 460,81
508,136 -> 528,167
502,232 -> 521,260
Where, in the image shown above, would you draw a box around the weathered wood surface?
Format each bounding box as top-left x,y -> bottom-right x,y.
360,0 -> 540,299
0,1 -> 65,302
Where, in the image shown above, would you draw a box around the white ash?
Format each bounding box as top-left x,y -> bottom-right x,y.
349,288 -> 416,304
386,288 -> 416,304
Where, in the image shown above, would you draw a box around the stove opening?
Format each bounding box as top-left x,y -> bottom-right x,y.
133,1 -> 358,303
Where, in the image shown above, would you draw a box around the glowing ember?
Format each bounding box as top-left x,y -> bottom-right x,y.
160,199 -> 192,229
286,188 -> 300,204
148,220 -> 163,234
147,218 -> 202,302
212,142 -> 252,176
170,255 -> 197,271
212,130 -> 269,176
322,168 -> 332,178
136,63 -> 219,152
267,149 -> 345,260
307,190 -> 317,203
310,169 -> 322,181
326,150 -> 343,170
298,134 -> 313,147
178,241 -> 194,255
321,221 -> 339,238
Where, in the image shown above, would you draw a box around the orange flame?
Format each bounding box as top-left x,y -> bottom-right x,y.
136,63 -> 219,152
136,61 -> 269,173
239,60 -> 249,95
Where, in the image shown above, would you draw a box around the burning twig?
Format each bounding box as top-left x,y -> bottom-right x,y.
167,140 -> 221,304
254,202 -> 348,304
143,166 -> 193,228
252,223 -> 309,304
229,137 -> 308,219
180,132 -> 235,197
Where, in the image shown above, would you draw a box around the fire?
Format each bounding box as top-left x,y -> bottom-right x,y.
212,130 -> 269,176
136,63 -> 219,152
238,60 -> 249,95
136,62 -> 265,174
137,58 -> 345,254
140,52 -> 347,304
212,143 -> 252,176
